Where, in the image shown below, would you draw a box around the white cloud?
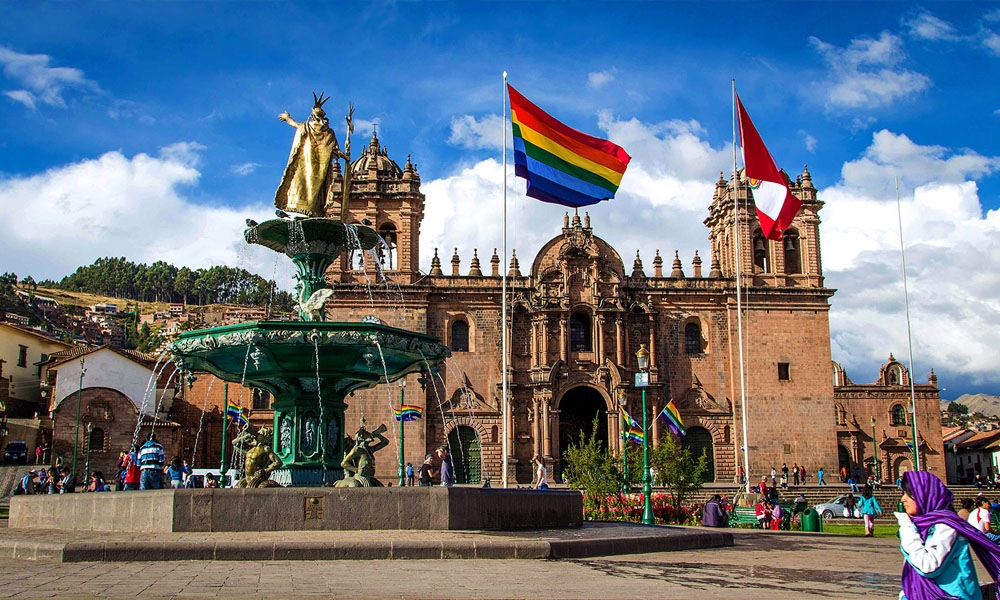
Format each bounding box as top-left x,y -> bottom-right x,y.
587,69 -> 617,89
0,46 -> 100,109
905,11 -> 961,41
810,32 -> 931,110
799,131 -> 817,153
0,146 -> 279,284
231,162 -> 261,177
982,29 -> 1000,55
3,89 -> 35,110
447,114 -> 505,150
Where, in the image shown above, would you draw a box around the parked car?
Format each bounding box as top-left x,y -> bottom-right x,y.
3,441 -> 28,465
814,494 -> 859,519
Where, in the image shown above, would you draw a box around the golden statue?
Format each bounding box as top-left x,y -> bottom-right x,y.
334,421 -> 389,487
233,425 -> 283,488
275,92 -> 354,218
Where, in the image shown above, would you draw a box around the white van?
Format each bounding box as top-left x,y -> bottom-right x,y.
188,468 -> 240,489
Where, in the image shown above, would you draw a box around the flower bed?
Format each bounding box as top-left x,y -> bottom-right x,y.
583,492 -> 701,525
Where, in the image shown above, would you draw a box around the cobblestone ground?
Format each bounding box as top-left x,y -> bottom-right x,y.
0,531 -> 919,599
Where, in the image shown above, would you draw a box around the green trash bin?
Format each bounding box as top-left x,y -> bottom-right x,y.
801,508 -> 823,532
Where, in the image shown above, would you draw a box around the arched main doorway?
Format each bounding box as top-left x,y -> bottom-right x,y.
557,387 -> 608,477
893,456 -> 912,483
838,444 -> 853,479
682,426 -> 715,482
447,425 -> 481,484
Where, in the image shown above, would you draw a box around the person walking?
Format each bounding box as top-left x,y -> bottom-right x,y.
34,444 -> 42,465
120,448 -> 141,491
532,456 -> 548,490
418,454 -> 436,486
436,446 -> 455,487
896,471 -> 1000,599
405,462 -> 414,486
817,467 -> 826,486
138,433 -> 165,490
792,462 -> 800,486
163,456 -> 191,489
770,467 -> 777,487
702,494 -> 727,527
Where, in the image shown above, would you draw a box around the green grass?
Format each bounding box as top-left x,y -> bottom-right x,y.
819,522 -> 899,538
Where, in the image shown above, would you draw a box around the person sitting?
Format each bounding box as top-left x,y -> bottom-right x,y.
967,496 -> 1000,543
702,494 -> 727,528
204,473 -> 220,489
755,499 -> 771,528
792,493 -> 809,515
770,501 -> 784,530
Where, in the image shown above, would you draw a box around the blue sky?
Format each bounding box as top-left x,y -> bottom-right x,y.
2,2 -> 999,400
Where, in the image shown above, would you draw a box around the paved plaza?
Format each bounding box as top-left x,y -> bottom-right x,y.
0,528 -> 921,599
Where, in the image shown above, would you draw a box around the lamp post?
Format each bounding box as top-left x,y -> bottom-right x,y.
220,383 -> 229,488
618,389 -> 629,494
909,404 -> 920,471
871,416 -> 880,482
71,358 -> 86,479
84,422 -> 93,486
635,344 -> 654,525
398,379 -> 406,488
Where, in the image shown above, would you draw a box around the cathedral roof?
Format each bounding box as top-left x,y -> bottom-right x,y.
350,131 -> 404,179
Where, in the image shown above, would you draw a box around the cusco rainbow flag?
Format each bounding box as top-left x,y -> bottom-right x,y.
393,404 -> 424,422
658,400 -> 686,437
619,405 -> 644,445
508,84 -> 631,208
225,403 -> 248,427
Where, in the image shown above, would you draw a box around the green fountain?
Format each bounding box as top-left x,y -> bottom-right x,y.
168,93 -> 451,486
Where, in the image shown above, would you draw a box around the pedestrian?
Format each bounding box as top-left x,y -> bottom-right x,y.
817,467 -> 826,486
436,445 -> 455,487
780,472 -> 788,489
15,470 -> 35,495
34,444 -> 42,465
702,494 -> 727,527
532,456 -> 548,490
138,433 -> 165,490
87,471 -> 109,492
163,456 -> 191,489
844,492 -> 857,518
418,454 -> 436,486
968,496 -> 1000,543
770,467 -> 777,487
896,470 -> 1000,599
758,476 -> 769,499
792,462 -> 800,486
46,467 -> 60,494
57,467 -> 77,493
121,448 -> 140,491
736,464 -> 745,485
800,465 -> 807,485
405,462 -> 414,486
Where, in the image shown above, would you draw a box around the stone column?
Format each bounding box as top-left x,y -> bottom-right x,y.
559,318 -> 568,363
596,315 -> 605,363
542,399 -> 552,457
531,398 -> 540,458
648,314 -> 657,369
530,320 -> 538,366
615,318 -> 624,365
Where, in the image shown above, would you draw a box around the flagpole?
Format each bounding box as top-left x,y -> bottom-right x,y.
501,71 -> 510,488
732,80 -> 751,497
896,175 -> 921,471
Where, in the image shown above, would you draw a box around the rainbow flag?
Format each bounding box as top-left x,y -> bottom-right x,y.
226,403 -> 248,427
393,404 -> 424,422
658,400 -> 686,437
619,405 -> 644,445
508,84 -> 631,208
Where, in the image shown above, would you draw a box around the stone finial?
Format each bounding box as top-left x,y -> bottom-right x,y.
429,248 -> 443,276
584,211 -> 591,229
801,164 -> 814,189
692,250 -> 703,278
929,368 -> 938,386
888,352 -> 895,363
572,208 -> 581,228
490,248 -> 500,277
652,250 -> 664,278
508,249 -> 522,277
709,255 -> 722,278
631,250 -> 645,278
451,248 -> 461,277
670,250 -> 685,278
563,212 -> 570,228
402,155 -> 414,180
469,249 -> 483,277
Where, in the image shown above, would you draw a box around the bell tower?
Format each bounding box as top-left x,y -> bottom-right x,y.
326,131 -> 425,284
704,165 -> 824,288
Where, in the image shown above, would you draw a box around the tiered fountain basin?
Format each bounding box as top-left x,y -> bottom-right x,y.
170,320 -> 451,486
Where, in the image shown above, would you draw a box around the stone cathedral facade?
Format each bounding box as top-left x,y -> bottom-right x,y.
227,132 -> 944,486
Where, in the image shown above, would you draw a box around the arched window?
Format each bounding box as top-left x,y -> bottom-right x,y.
891,404 -> 907,426
88,427 -> 105,453
753,232 -> 770,273
685,322 -> 702,354
570,312 -> 592,352
450,319 -> 469,352
783,230 -> 801,274
377,223 -> 398,270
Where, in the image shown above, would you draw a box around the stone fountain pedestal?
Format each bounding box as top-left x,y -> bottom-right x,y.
9,487 -> 583,533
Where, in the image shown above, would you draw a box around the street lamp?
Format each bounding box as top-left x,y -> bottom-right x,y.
618,389 -> 629,494
397,378 -> 406,487
71,358 -> 86,479
84,422 -> 93,487
635,344 -> 654,525
871,416 -> 880,482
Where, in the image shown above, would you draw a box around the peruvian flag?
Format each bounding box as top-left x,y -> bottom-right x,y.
736,93 -> 802,241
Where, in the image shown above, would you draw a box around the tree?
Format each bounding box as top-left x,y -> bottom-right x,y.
948,402 -> 969,415
650,433 -> 708,510
562,417 -> 620,499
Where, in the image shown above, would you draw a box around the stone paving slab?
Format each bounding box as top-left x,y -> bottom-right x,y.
0,521 -> 732,562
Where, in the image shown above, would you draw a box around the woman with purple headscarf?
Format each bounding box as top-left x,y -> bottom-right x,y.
896,470 -> 1000,600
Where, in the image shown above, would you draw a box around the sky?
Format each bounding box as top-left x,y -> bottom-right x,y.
1,2 -> 999,401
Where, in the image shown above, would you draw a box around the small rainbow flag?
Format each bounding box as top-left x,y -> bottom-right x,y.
393,404 -> 423,422
658,400 -> 686,437
509,84 -> 631,208
226,403 -> 248,427
619,405 -> 644,445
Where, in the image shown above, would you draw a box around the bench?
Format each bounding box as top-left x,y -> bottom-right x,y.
728,505 -> 792,530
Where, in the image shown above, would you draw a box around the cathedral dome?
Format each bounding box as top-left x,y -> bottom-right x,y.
351,131 -> 403,179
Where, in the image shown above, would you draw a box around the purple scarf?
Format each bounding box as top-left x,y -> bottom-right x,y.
901,471 -> 1000,600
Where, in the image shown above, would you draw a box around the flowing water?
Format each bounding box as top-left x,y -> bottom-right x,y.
189,375 -> 216,468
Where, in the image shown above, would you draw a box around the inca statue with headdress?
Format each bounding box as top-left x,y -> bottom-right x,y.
275,93 -> 354,218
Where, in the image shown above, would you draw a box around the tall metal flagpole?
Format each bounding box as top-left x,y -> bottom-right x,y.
896,176 -> 921,471
501,71 -> 510,488
733,80 -> 751,496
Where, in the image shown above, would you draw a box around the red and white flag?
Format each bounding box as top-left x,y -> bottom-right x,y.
735,93 -> 802,241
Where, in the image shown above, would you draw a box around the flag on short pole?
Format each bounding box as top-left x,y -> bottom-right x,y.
658,400 -> 687,437
619,405 -> 644,445
508,84 -> 631,208
393,404 -> 424,422
225,403 -> 248,427
735,93 -> 802,241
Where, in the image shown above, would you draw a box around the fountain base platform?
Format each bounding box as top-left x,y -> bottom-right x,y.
9,487 -> 583,533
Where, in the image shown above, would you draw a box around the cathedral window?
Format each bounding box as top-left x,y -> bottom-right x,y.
450,319 -> 469,352
685,322 -> 702,354
88,427 -> 105,453
783,230 -> 801,274
569,312 -> 592,352
777,362 -> 790,381
890,404 -> 907,426
753,232 -> 770,273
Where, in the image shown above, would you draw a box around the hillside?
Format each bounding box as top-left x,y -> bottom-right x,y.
943,394 -> 1000,418
35,287 -> 168,313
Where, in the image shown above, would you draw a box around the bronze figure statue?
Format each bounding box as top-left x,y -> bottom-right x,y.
233,425 -> 283,488
334,421 -> 389,487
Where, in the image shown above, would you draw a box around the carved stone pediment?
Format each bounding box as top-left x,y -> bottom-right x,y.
676,387 -> 730,414
439,386 -> 497,414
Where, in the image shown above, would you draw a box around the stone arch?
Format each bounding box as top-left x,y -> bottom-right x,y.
893,455 -> 913,481
555,384 -> 612,478
682,425 -> 717,483
440,416 -> 489,484
681,417 -> 726,482
681,316 -> 706,355
834,402 -> 847,426
446,314 -> 473,353
782,228 -> 801,274
51,387 -> 141,482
